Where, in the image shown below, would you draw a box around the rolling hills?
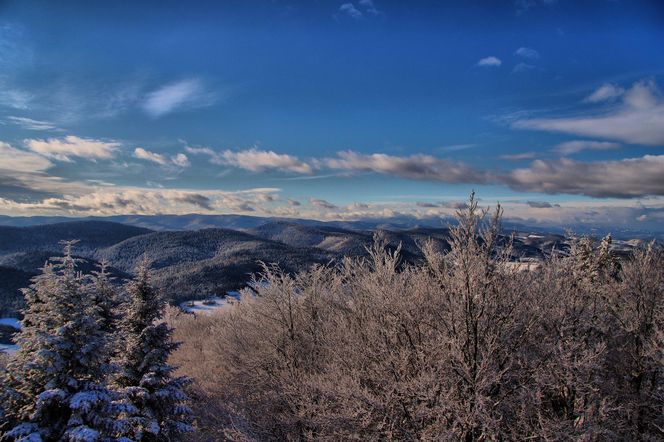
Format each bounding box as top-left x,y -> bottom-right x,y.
0,216 -> 639,318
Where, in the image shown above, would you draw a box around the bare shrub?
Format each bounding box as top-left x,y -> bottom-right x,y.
171,193 -> 664,441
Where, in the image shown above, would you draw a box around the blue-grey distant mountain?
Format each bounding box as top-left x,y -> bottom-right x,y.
1,213 -> 662,240
0,217 -> 645,318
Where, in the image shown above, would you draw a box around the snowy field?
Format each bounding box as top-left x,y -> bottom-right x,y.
0,317 -> 21,330
0,317 -> 21,354
0,343 -> 18,353
179,291 -> 242,315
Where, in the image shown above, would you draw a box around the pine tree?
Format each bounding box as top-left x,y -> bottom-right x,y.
1,241 -> 130,441
90,261 -> 122,344
114,262 -> 193,441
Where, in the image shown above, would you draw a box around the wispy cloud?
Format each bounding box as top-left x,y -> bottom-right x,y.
436,143 -> 477,152
526,200 -> 558,208
513,79 -> 664,145
7,116 -> 60,131
134,147 -> 190,167
416,201 -> 440,208
187,147 -> 312,174
171,153 -> 190,168
25,135 -> 120,161
477,56 -> 502,67
505,155 -> 664,198
309,197 -> 337,210
515,47 -> 540,59
133,147 -> 168,165
142,78 -> 215,117
0,141 -> 53,173
0,89 -> 32,110
500,152 -> 538,161
337,3 -> 364,19
0,185 -> 281,216
326,151 -> 491,183
554,140 -> 621,155
512,62 -> 535,73
584,83 -> 625,103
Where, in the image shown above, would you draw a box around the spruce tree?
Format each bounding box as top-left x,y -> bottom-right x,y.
1,241 -> 130,441
90,262 -> 122,346
114,262 -> 192,441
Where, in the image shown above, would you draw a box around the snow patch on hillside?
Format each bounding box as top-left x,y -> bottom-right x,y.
0,317 -> 21,329
179,291 -> 242,315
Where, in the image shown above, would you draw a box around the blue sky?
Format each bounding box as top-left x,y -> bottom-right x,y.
1,0 -> 664,230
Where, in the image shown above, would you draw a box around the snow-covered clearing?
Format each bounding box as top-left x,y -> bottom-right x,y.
0,317 -> 21,330
0,343 -> 18,353
179,291 -> 242,315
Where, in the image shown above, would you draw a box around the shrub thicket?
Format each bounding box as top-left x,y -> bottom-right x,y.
170,194 -> 664,441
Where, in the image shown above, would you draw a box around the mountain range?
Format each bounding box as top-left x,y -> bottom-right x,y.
0,215 -> 646,318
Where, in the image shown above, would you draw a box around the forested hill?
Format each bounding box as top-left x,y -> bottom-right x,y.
0,221 -> 152,254
0,218 -> 639,317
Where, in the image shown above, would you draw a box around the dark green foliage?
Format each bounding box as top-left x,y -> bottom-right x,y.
114,263 -> 193,440
1,242 -> 126,441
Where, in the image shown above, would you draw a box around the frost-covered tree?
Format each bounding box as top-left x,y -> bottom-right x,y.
569,235 -> 597,283
114,262 -> 193,441
91,261 -> 119,333
1,241 -> 130,441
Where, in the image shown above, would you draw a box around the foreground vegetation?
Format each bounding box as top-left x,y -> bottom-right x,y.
0,194 -> 662,440
171,195 -> 664,441
0,244 -> 192,441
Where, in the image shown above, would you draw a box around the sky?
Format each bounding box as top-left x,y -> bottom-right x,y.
0,0 -> 664,231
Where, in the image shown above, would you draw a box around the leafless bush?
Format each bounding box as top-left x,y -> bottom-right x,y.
171,193 -> 664,441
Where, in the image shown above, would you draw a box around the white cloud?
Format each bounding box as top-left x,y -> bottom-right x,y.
0,142 -> 53,172
338,3 -> 363,19
134,147 -> 168,165
512,62 -> 535,73
359,0 -> 381,15
171,153 -> 190,167
514,47 -> 540,59
477,56 -> 502,67
513,79 -> 664,145
134,147 -> 191,168
187,147 -> 313,174
309,198 -> 337,210
500,152 -> 537,161
584,83 -> 625,103
0,186 -> 281,216
0,89 -> 32,110
24,135 -> 119,161
184,146 -> 217,160
554,140 -> 621,155
7,116 -> 59,131
142,78 -> 214,117
504,155 -> 664,198
326,151 -> 490,183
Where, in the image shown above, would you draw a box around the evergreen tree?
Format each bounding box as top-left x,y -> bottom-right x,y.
1,241 -> 130,441
114,262 -> 193,441
90,261 -> 122,347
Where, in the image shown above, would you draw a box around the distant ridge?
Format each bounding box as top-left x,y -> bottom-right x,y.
0,220 -> 152,254
0,217 -> 647,318
0,213 -> 660,239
